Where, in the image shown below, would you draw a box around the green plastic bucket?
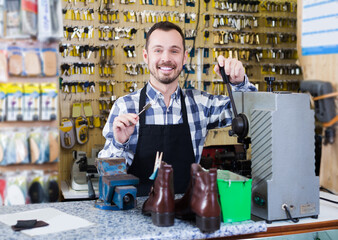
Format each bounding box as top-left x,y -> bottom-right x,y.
217,170 -> 252,223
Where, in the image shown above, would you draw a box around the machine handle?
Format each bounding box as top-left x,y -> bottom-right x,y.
219,65 -> 249,141
87,175 -> 95,199
219,65 -> 238,117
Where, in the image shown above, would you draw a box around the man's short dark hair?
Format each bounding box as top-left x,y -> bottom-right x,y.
145,21 -> 185,51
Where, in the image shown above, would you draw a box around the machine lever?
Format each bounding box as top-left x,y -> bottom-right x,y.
87,174 -> 96,199
219,65 -> 249,140
219,66 -> 238,117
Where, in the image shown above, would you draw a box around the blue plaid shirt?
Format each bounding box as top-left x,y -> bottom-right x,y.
99,76 -> 257,166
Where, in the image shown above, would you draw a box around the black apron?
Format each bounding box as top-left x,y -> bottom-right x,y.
127,85 -> 196,196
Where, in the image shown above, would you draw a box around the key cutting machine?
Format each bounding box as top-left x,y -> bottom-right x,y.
220,68 -> 319,223
94,158 -> 139,210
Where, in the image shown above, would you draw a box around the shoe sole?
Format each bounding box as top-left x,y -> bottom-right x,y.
151,212 -> 175,227
195,215 -> 220,233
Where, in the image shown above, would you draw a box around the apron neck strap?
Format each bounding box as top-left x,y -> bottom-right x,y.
139,84 -> 188,126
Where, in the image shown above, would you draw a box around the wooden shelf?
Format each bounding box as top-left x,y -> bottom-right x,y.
0,162 -> 58,173
221,220 -> 338,239
0,120 -> 58,128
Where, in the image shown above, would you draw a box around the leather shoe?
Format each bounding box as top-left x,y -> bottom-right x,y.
175,163 -> 221,232
191,166 -> 220,232
142,163 -> 175,227
174,163 -> 202,220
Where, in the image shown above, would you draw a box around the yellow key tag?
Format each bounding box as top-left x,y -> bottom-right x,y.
72,103 -> 82,118
83,102 -> 93,116
93,115 -> 101,128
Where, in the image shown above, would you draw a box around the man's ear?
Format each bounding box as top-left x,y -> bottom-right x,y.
143,49 -> 148,63
183,50 -> 188,65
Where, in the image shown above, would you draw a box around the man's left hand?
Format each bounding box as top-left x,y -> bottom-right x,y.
214,55 -> 245,85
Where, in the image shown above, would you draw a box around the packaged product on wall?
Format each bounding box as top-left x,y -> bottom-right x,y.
0,130 -> 9,165
37,0 -> 63,41
7,45 -> 23,77
0,84 -> 6,121
22,44 -> 41,76
40,83 -> 57,121
48,128 -> 59,163
27,170 -> 45,203
29,128 -> 47,164
0,2 -> 4,38
23,83 -> 40,121
21,0 -> 38,36
0,176 -> 5,206
41,45 -> 58,77
6,83 -> 24,121
5,0 -> 21,38
0,46 -> 8,82
45,172 -> 59,202
60,118 -> 76,149
4,128 -> 29,165
29,127 -> 58,164
4,171 -> 29,205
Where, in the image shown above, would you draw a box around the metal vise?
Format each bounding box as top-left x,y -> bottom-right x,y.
94,158 -> 139,210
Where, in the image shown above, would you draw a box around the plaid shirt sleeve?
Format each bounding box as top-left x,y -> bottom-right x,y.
98,90 -> 141,166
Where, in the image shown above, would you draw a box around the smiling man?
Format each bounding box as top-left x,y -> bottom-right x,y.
98,21 -> 257,196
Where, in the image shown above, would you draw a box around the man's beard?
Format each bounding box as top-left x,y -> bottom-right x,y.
149,62 -> 183,85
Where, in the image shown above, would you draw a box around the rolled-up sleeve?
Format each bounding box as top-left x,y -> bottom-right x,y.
98,97 -> 137,166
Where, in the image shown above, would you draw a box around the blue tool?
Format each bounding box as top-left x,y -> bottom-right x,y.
94,158 -> 139,211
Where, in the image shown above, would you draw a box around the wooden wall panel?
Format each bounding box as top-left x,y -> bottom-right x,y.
297,0 -> 338,193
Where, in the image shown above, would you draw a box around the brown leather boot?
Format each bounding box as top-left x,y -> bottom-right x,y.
175,163 -> 203,220
191,166 -> 221,233
142,163 -> 175,227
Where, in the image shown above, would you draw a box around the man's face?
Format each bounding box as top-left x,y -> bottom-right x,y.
143,29 -> 188,85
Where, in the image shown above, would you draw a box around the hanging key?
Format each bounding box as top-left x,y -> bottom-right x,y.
83,27 -> 89,40
255,33 -> 260,45
213,15 -> 219,28
79,46 -> 85,59
89,82 -> 95,93
204,0 -> 210,11
87,46 -> 94,59
74,45 -> 80,57
63,82 -> 70,94
274,34 -> 278,46
204,31 -> 209,42
106,80 -> 111,94
67,27 -> 74,40
89,9 -> 94,20
130,45 -> 136,57
219,31 -> 225,44
84,45 -> 89,58
90,63 -> 95,74
59,44 -> 66,58
204,14 -> 210,28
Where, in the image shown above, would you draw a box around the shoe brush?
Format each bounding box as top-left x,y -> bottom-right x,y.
138,102 -> 152,116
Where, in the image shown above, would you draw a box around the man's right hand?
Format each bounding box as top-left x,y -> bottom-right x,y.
113,113 -> 139,144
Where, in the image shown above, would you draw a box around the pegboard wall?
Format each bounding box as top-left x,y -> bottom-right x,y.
59,0 -> 301,182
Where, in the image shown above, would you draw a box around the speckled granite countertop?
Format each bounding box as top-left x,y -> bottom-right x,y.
0,198 -> 267,240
